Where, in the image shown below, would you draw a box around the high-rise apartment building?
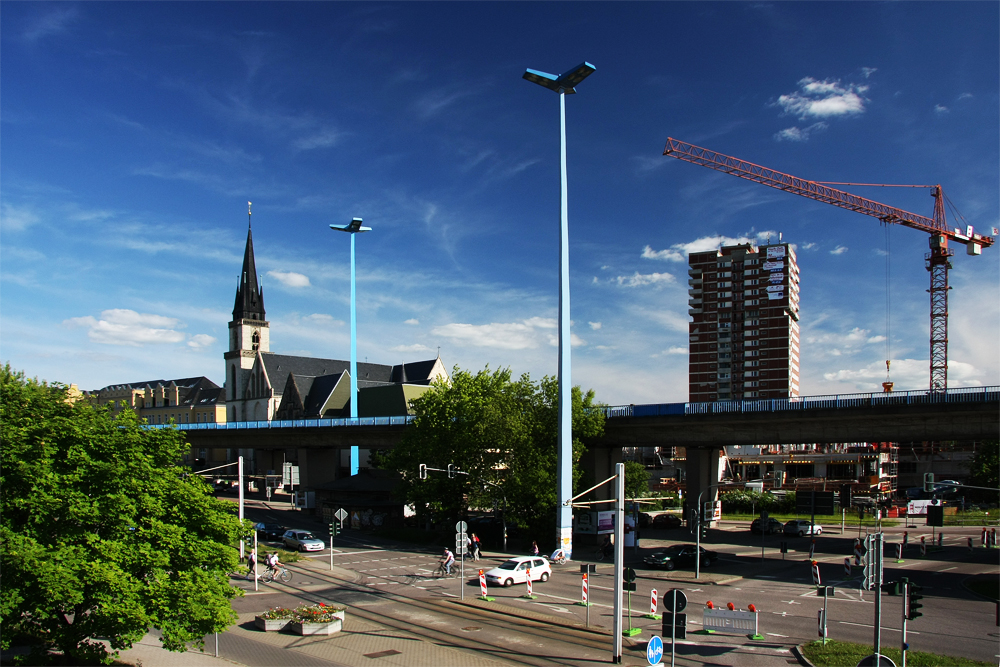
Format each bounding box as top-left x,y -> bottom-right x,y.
688,242 -> 800,402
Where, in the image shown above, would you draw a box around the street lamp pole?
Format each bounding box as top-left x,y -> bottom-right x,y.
330,217 -> 372,476
523,61 -> 595,561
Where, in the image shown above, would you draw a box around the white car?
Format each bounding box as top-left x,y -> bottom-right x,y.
281,529 -> 325,552
484,556 -> 552,587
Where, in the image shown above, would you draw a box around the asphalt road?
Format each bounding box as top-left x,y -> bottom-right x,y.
238,499 -> 999,665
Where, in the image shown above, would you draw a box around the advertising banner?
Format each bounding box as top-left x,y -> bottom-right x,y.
597,510 -> 615,534
767,291 -> 784,300
769,273 -> 785,283
766,284 -> 785,292
767,246 -> 786,259
763,261 -> 784,270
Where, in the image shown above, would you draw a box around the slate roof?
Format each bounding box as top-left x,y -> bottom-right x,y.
261,353 -> 406,398
388,359 -> 441,385
180,385 -> 224,406
95,376 -> 220,392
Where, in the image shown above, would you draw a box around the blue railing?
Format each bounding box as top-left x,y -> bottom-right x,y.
147,415 -> 415,430
603,385 -> 1000,418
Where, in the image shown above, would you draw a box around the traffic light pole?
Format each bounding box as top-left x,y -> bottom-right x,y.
873,533 -> 883,666
901,582 -> 908,667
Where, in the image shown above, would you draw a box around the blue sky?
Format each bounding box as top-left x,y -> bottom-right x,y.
2,2 -> 997,405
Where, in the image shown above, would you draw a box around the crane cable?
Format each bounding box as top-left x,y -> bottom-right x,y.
884,223 -> 892,391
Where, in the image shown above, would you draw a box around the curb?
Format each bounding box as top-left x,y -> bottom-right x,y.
792,643 -> 818,667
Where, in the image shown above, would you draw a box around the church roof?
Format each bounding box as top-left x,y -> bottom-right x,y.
233,225 -> 265,321
95,376 -> 219,392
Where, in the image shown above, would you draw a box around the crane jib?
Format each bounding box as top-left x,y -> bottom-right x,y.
663,138 -> 994,248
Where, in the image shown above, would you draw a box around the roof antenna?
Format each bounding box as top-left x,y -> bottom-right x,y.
779,231 -> 782,242
437,346 -> 441,359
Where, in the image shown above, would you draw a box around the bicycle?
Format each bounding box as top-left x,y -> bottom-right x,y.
260,566 -> 292,583
434,563 -> 456,578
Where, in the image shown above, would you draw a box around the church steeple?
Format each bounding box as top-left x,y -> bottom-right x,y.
233,218 -> 265,321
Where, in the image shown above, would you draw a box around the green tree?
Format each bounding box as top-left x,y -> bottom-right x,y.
0,366 -> 246,665
623,461 -> 650,499
377,367 -> 604,543
966,440 -> 999,502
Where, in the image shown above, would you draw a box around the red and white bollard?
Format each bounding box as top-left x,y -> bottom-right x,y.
526,568 -> 532,596
811,560 -> 821,586
853,538 -> 863,566
903,531 -> 908,549
844,557 -> 851,576
982,527 -> 988,547
582,573 -> 589,604
479,569 -> 487,598
968,537 -> 974,553
992,528 -> 997,548
896,543 -> 903,561
649,588 -> 658,615
809,539 -> 816,560
920,536 -> 926,557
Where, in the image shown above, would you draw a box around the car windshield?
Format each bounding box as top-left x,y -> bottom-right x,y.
659,545 -> 685,556
498,560 -> 521,571
299,533 -> 317,540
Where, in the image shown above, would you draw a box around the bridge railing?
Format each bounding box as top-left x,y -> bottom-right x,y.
147,415 -> 415,430
604,385 -> 999,418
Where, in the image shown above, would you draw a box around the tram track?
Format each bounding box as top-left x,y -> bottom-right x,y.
268,560 -> 632,666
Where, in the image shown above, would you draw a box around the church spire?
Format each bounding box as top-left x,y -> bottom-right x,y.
233,205 -> 265,321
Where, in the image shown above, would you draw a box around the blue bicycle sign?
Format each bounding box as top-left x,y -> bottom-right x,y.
646,635 -> 663,665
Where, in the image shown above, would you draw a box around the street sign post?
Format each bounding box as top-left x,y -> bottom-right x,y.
663,589 -> 687,667
816,586 -> 835,643
623,567 -> 640,636
646,635 -> 663,666
864,532 -> 885,662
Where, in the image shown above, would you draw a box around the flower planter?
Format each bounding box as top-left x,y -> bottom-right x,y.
254,616 -> 291,632
290,618 -> 342,635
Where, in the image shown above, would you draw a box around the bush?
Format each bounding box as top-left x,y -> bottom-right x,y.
719,490 -> 796,514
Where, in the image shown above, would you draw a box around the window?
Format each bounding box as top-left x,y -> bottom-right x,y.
251,329 -> 261,351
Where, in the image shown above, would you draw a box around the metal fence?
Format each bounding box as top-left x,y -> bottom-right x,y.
146,415 -> 415,430
603,385 -> 999,419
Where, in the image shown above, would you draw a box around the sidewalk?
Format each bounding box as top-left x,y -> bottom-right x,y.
116,633 -> 245,667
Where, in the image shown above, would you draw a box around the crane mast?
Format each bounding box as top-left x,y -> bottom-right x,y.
663,137 -> 994,392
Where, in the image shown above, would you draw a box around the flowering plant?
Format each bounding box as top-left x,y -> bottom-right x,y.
258,607 -> 295,620
293,603 -> 344,624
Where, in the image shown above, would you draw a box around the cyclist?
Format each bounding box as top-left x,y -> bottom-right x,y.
599,535 -> 613,560
264,552 -> 280,577
441,548 -> 455,575
549,548 -> 567,564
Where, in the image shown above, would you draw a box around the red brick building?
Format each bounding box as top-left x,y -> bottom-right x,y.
688,242 -> 800,402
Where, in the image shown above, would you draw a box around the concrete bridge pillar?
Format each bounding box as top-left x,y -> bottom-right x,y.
580,444 -> 625,502
298,447 -> 340,490
684,446 -> 724,527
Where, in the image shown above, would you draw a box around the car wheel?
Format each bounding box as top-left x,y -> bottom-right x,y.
540,572 -> 549,582
798,531 -> 805,537
702,557 -> 711,568
665,561 -> 675,571
503,578 -> 514,588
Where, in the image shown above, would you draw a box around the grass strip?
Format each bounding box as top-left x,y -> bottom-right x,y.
801,639 -> 992,667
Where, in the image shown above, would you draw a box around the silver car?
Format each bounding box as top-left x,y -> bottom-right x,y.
282,529 -> 325,552
783,519 -> 822,537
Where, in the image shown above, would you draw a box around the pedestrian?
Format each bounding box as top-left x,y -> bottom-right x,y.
531,541 -> 539,556
246,549 -> 257,580
471,532 -> 481,561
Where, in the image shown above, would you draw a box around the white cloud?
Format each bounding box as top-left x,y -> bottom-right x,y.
293,128 -> 342,150
861,67 -> 877,79
390,343 -> 432,353
404,318 -> 420,325
267,270 -> 311,288
589,322 -> 602,330
830,245 -> 848,255
822,358 -> 981,391
642,232 -> 777,263
187,334 -> 216,349
615,272 -> 675,288
800,242 -> 817,250
773,122 -> 828,142
934,104 -> 949,115
1,203 -> 40,232
63,309 -> 187,346
302,313 -> 341,324
432,317 -> 561,350
665,346 -> 687,355
775,77 -> 868,119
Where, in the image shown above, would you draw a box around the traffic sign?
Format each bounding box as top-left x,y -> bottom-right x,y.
456,520 -> 468,533
661,612 -> 687,639
646,635 -> 663,666
663,588 -> 687,613
857,654 -> 897,667
623,567 -> 637,582
334,508 -> 348,522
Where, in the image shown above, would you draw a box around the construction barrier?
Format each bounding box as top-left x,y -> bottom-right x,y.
811,561 -> 821,586
582,573 -> 589,603
703,605 -> 761,638
844,557 -> 851,576
479,570 -> 487,598
650,589 -> 658,615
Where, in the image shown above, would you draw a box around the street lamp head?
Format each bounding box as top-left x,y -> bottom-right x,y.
523,62 -> 595,94
330,217 -> 372,234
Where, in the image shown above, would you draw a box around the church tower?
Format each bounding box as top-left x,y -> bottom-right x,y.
224,212 -> 270,421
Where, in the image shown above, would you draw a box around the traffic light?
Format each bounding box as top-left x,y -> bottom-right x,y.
419,464 -> 427,480
329,522 -> 338,537
906,582 -> 923,620
840,484 -> 852,508
700,519 -> 708,539
447,464 -> 455,479
880,580 -> 900,596
923,472 -> 935,493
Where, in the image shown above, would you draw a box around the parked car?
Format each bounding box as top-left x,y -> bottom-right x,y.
643,544 -> 718,571
282,529 -> 325,552
637,512 -> 652,529
651,513 -> 683,529
484,556 -> 551,587
783,519 -> 822,537
255,523 -> 286,541
750,517 -> 784,535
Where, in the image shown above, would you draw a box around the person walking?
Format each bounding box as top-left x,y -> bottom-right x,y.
471,533 -> 481,561
245,549 -> 257,580
531,541 -> 539,556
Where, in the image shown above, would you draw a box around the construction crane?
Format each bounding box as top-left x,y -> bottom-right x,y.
663,137 -> 995,392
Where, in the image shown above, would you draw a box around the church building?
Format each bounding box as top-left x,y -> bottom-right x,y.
224,222 -> 447,423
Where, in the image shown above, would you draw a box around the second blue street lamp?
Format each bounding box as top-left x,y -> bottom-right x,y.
523,61 -> 595,562
330,216 -> 372,476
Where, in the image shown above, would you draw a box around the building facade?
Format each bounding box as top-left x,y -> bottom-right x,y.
88,376 -> 225,425
688,242 -> 800,402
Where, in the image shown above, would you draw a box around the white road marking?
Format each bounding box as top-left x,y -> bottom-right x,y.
767,633 -> 788,638
839,621 -> 919,634
935,566 -> 957,573
780,600 -> 801,605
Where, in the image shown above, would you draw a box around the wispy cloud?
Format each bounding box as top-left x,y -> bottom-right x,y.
293,128 -> 342,150
613,272 -> 675,288
589,322 -> 602,330
432,316 -> 567,351
267,270 -> 311,288
187,334 -> 217,349
63,309 -> 188,346
23,6 -> 78,42
390,343 -> 432,353
413,87 -> 475,119
933,104 -> 949,115
0,203 -> 40,232
773,122 -> 828,142
405,318 -> 420,325
830,245 -> 848,255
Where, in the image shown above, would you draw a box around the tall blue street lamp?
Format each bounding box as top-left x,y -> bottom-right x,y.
523,61 -> 595,561
330,217 -> 371,476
